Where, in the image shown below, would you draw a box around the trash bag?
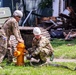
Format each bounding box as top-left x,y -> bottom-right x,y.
50,30 -> 65,38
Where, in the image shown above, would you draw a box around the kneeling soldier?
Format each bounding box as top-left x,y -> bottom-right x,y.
27,27 -> 54,65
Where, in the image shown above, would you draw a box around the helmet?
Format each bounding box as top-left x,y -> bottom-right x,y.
13,10 -> 23,18
33,27 -> 41,35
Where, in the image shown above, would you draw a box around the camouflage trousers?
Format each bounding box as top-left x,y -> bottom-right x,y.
27,47 -> 51,63
6,35 -> 18,63
0,29 -> 7,63
0,47 -> 7,63
0,29 -> 15,63
5,46 -> 14,63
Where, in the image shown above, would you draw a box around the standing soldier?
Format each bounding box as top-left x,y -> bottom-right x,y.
0,10 -> 24,64
0,29 -> 7,63
27,27 -> 54,65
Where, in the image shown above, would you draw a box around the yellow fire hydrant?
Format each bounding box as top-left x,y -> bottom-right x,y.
14,43 -> 27,66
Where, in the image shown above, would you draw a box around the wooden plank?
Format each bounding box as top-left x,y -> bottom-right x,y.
19,26 -> 34,30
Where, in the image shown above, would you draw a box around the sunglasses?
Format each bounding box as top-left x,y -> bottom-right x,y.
17,16 -> 21,18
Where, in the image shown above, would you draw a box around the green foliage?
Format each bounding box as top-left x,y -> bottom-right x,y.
39,0 -> 52,9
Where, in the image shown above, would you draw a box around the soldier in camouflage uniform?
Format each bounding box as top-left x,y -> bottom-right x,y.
0,10 -> 24,63
0,29 -> 7,63
28,27 -> 54,65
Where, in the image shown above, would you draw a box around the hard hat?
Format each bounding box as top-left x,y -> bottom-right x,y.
33,27 -> 41,35
13,10 -> 23,18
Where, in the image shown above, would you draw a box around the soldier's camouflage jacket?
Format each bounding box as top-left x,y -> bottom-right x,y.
2,17 -> 23,42
32,36 -> 54,62
0,17 -> 23,63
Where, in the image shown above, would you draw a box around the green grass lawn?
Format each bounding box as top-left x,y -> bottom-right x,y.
51,38 -> 76,59
0,62 -> 76,75
0,39 -> 76,75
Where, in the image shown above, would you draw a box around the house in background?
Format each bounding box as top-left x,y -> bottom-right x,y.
52,0 -> 64,17
0,0 -> 75,17
24,0 -> 76,25
0,0 -> 76,26
52,0 -> 76,17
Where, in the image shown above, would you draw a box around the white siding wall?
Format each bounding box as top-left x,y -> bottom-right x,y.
60,0 -> 64,13
52,0 -> 64,17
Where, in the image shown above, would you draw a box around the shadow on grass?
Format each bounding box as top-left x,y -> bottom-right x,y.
24,61 -> 44,67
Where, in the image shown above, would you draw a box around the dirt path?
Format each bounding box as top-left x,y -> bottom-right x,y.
53,58 -> 76,62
